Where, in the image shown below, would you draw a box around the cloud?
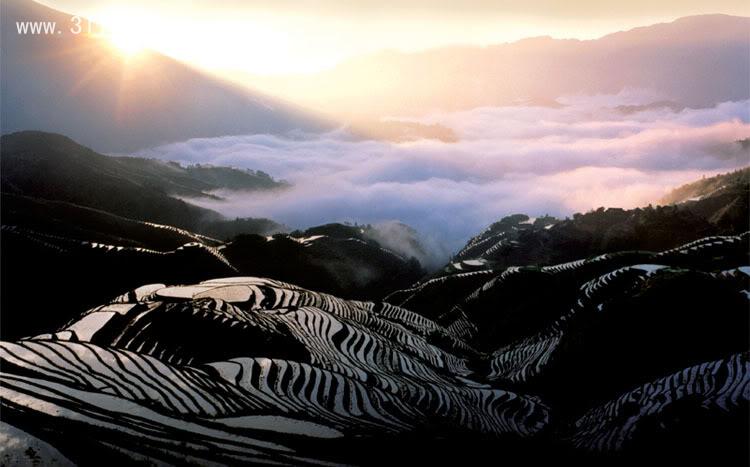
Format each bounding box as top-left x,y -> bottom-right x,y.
364,221 -> 448,270
139,92 -> 750,259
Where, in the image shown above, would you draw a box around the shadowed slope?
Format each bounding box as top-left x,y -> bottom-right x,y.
0,232 -> 747,464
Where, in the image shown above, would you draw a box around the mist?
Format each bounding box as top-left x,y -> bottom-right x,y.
139,91 -> 750,259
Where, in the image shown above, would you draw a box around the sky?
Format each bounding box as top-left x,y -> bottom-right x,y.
39,0 -> 750,74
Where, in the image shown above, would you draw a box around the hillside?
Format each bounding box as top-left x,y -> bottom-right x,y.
0,131 -> 287,230
459,170 -> 749,266
0,132 -> 432,340
109,157 -> 289,199
0,232 -> 746,464
3,140 -> 747,340
0,153 -> 748,462
0,0 -> 329,152
1,185 -> 427,340
660,166 -> 750,205
384,169 -> 749,319
0,219 -> 426,340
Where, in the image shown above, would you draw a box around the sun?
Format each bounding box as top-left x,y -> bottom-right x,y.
93,8 -> 151,57
108,27 -> 148,56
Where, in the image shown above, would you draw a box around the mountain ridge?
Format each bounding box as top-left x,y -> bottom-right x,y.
242,14 -> 750,120
0,131 -> 289,229
659,166 -> 750,205
383,169 -> 749,321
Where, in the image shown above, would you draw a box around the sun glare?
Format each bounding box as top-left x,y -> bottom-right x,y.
93,9 -> 151,57
108,26 -> 147,56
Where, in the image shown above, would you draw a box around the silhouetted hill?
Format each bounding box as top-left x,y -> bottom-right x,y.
296,221 -> 437,268
461,170 -> 749,267
385,169 -> 750,319
111,157 -> 289,199
0,133 -> 429,338
0,221 -> 426,339
223,231 -> 424,300
1,193 -> 221,251
199,217 -> 289,240
660,166 -> 750,205
182,165 -> 288,192
0,131 -> 288,230
0,0 -> 330,152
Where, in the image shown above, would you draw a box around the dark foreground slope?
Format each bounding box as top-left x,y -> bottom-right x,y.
0,217 -> 424,340
0,232 -> 747,465
0,132 -> 425,339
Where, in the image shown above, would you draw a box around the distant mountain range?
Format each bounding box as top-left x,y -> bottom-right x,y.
246,14 -> 750,120
4,2 -> 748,150
0,0 -> 330,152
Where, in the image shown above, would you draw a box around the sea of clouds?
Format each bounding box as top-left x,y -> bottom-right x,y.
139,89 -> 750,259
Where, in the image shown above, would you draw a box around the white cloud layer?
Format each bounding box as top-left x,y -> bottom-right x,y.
139,91 -> 750,256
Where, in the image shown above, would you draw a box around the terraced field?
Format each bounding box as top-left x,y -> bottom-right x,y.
1,233 -> 747,465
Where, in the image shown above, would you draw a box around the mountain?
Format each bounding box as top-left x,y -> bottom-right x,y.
199,217 -> 289,240
385,169 -> 749,320
0,232 -> 746,465
0,218 -> 426,340
296,221 -> 439,269
0,132 -> 428,339
1,131 -> 292,248
660,166 -> 750,205
0,0 -> 330,152
244,15 -> 750,120
0,131 -> 289,230
1,152 -> 747,462
457,168 -> 750,267
0,132 -> 428,338
1,194 -> 429,338
0,200 -> 425,331
1,131 -> 219,230
223,228 -> 425,299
